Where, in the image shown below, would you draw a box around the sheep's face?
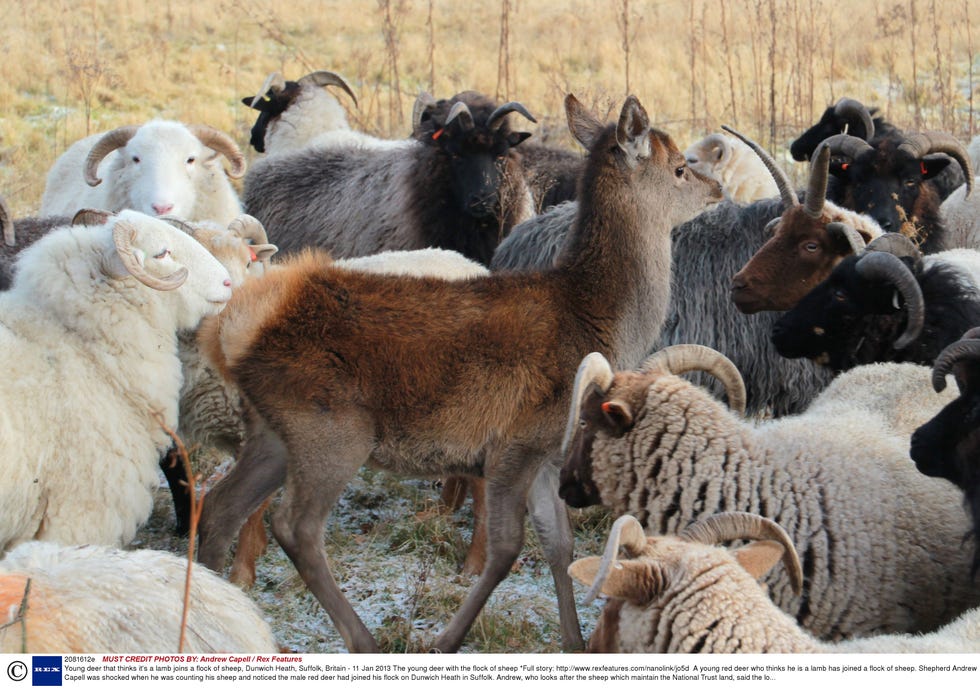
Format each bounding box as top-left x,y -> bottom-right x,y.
110,211 -> 233,329
684,133 -> 732,183
911,359 -> 980,488
770,254 -> 910,369
829,136 -> 948,238
731,206 -> 877,314
559,373 -> 651,509
110,124 -> 221,219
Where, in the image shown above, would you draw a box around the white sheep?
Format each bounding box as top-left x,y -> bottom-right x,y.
40,120 -> 246,225
243,70 -> 411,156
0,541 -> 278,653
0,210 -> 233,552
684,131 -> 780,203
574,512 -> 980,653
559,346 -> 980,641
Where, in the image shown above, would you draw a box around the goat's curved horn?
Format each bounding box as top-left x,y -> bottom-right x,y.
931,334 -> 980,392
854,250 -> 924,350
582,514 -> 648,604
298,70 -> 358,107
825,222 -> 868,255
641,344 -> 746,415
803,142 -> 831,218
228,214 -> 270,246
899,131 -> 974,198
488,101 -> 537,130
446,101 -> 475,131
721,125 -> 798,210
864,231 -> 921,259
562,352 -> 616,455
84,126 -> 138,186
679,512 -> 803,595
248,71 -> 287,108
412,91 -> 439,134
0,194 -> 13,246
821,132 -> 875,162
833,98 -> 875,141
111,220 -> 188,291
187,125 -> 247,179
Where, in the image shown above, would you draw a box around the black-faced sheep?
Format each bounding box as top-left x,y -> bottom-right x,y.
910,327 -> 980,575
575,512 -> 980,653
0,541 -> 277,653
0,210 -> 233,552
241,70 -> 409,156
242,90 -> 537,266
40,120 -> 247,225
771,235 -> 980,372
559,345 -> 978,640
195,94 -> 722,653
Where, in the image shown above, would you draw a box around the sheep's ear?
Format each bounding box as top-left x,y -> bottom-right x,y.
570,557 -> 664,605
241,96 -> 256,108
616,96 -> 651,166
732,540 -> 786,581
920,154 -> 952,180
565,94 -> 604,151
508,132 -> 533,148
249,243 -> 278,263
600,398 -> 634,436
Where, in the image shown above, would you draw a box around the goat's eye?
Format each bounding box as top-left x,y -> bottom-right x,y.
804,242 -> 819,253
833,290 -> 847,302
153,249 -> 171,260
904,178 -> 917,188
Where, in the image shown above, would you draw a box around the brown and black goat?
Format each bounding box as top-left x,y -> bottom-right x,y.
196,94 -> 722,653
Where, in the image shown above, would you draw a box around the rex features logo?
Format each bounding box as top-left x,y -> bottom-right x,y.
31,656 -> 63,686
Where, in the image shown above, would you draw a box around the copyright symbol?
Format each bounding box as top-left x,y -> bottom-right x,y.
7,661 -> 27,681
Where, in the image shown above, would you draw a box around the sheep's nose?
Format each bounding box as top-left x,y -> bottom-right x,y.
223,279 -> 232,287
153,203 -> 174,215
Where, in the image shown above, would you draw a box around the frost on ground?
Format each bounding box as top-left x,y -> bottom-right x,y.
134,451 -> 605,654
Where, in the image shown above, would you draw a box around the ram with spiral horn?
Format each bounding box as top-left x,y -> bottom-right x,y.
771,229 -> 980,372
40,120 -> 246,226
558,344 -> 978,640
573,511 -> 980,653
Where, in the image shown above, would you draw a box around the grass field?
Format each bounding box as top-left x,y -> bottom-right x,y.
1,0 -> 979,215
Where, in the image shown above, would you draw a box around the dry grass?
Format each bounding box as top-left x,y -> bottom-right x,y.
1,0 -> 978,216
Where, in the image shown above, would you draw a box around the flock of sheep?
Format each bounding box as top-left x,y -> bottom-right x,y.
2,68 -> 980,656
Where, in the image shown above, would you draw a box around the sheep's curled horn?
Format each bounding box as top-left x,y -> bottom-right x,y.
930,327 -> 980,392
853,249 -> 925,350
561,344 -> 747,457
721,125 -> 799,209
679,512 -> 804,595
898,131 -> 974,198
832,98 -> 875,141
640,343 -> 747,415
444,100 -> 537,132
411,91 -> 439,134
110,220 -> 188,291
297,70 -> 358,107
83,124 -> 247,185
578,512 -> 803,604
0,193 -> 14,247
